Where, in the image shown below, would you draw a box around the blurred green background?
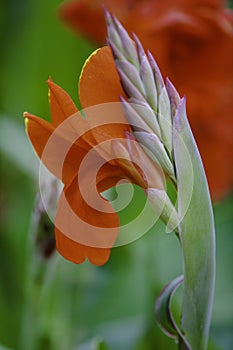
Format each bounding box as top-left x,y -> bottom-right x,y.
0,1 -> 232,349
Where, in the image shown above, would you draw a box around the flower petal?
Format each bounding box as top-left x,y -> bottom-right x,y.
112,132 -> 165,190
25,112 -> 57,171
25,113 -> 88,183
80,103 -> 131,161
48,78 -> 78,127
79,46 -> 126,109
55,230 -> 111,266
54,165 -> 124,264
96,162 -> 128,193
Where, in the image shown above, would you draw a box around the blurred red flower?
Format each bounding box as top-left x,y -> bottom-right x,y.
59,0 -> 233,200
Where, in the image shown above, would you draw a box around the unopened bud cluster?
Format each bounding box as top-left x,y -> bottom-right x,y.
106,12 -> 183,231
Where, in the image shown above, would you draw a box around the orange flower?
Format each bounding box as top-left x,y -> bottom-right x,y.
25,47 -> 163,265
59,0 -> 233,200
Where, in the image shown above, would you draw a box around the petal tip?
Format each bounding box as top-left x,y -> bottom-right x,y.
47,77 -> 55,88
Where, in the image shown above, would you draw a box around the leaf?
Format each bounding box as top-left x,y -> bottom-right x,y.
155,276 -> 191,349
173,98 -> 215,350
155,276 -> 183,340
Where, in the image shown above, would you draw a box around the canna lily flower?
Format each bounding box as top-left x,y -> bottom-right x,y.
59,0 -> 233,200
25,14 -> 216,348
25,47 -> 164,265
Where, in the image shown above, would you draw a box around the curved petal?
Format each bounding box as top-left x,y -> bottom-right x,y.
79,46 -> 126,109
96,162 -> 129,192
25,113 -> 88,183
54,163 -> 125,264
48,78 -> 78,127
25,113 -> 58,173
55,230 -> 111,265
111,134 -> 165,190
54,146 -> 159,265
25,110 -> 128,185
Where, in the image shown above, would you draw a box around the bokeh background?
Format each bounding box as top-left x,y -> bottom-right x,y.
0,1 -> 232,349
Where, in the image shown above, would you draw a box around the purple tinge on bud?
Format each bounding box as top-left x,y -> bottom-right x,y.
133,33 -> 146,64
106,11 -> 139,68
107,23 -> 122,50
107,11 -> 173,158
133,36 -> 159,111
117,68 -> 146,101
120,97 -> 155,134
140,54 -> 158,111
114,19 -> 139,68
173,96 -> 188,134
147,50 -> 164,95
134,130 -> 175,179
166,78 -> 181,117
124,130 -> 136,141
157,86 -> 173,154
116,59 -> 145,95
107,38 -> 125,61
129,98 -> 161,138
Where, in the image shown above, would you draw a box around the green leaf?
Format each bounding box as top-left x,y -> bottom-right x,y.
155,276 -> 191,349
155,276 -> 183,340
173,98 -> 215,350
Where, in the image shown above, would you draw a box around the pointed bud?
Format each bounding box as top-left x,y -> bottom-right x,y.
129,99 -> 161,138
133,33 -> 146,63
112,15 -> 139,68
133,34 -> 158,111
107,39 -> 125,61
158,86 -> 173,154
147,50 -> 173,154
166,78 -> 181,118
140,54 -> 158,111
117,68 -> 146,101
120,97 -> 154,134
107,23 -> 122,50
116,59 -> 145,95
147,50 -> 164,94
134,131 -> 175,180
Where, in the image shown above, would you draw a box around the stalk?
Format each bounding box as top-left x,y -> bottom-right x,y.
106,11 -> 215,350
